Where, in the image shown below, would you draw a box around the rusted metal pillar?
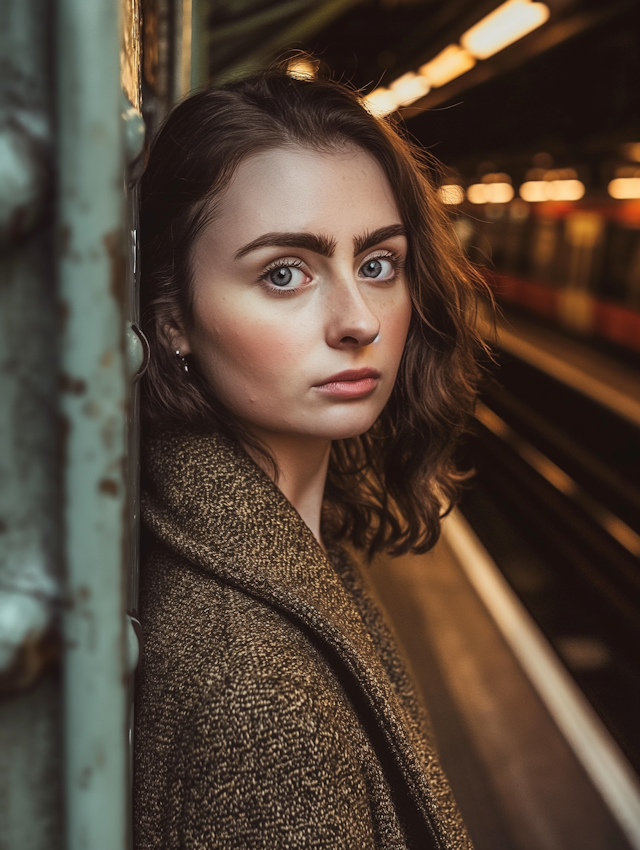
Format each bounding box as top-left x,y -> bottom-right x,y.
56,0 -> 130,846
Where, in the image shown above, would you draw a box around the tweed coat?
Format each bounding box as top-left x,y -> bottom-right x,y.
134,427 -> 473,850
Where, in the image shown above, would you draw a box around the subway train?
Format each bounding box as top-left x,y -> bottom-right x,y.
451,190 -> 640,355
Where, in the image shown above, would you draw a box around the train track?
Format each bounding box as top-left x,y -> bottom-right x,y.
461,339 -> 640,775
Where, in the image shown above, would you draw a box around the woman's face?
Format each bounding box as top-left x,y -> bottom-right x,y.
173,145 -> 412,445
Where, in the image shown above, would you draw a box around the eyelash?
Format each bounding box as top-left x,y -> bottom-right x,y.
364,250 -> 405,279
259,249 -> 405,295
260,258 -> 308,295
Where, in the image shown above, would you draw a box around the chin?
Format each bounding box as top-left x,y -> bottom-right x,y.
311,409 -> 382,441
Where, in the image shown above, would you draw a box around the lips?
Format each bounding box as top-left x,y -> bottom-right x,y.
313,367 -> 381,399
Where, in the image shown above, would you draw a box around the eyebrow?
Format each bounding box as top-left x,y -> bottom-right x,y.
353,224 -> 406,256
234,232 -> 337,259
234,223 -> 407,261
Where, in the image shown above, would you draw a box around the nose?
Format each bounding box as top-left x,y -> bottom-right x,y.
325,278 -> 381,350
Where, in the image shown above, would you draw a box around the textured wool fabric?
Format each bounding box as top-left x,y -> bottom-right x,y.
134,428 -> 473,850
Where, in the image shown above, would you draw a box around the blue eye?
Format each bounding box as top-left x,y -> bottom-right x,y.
266,264 -> 307,289
360,257 -> 395,280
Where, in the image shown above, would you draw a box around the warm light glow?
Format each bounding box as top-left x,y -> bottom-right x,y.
439,184 -> 465,204
461,0 -> 550,60
551,179 -> 585,201
364,87 -> 399,116
419,45 -> 476,88
388,72 -> 431,105
520,179 -> 585,202
288,58 -> 317,80
623,143 -> 640,162
364,73 -> 431,116
519,181 -> 547,202
467,182 -> 514,204
608,178 -> 640,199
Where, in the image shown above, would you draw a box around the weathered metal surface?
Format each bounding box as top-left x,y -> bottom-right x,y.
56,0 -> 129,847
0,123 -> 49,247
0,0 -> 63,846
126,323 -> 149,381
0,0 -> 52,246
121,94 -> 146,166
0,675 -> 63,850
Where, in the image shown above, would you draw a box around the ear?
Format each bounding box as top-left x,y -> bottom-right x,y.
163,318 -> 191,357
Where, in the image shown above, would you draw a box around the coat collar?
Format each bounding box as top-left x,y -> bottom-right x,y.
141,427 -> 456,848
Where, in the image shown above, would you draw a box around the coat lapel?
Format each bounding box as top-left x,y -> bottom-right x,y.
142,428 -> 456,848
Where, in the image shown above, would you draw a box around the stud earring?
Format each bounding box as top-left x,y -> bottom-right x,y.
175,349 -> 189,373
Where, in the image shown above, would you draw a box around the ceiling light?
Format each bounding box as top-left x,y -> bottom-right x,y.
608,178 -> 640,200
550,179 -> 585,201
388,72 -> 431,105
364,88 -> 400,117
519,179 -> 585,202
461,0 -> 550,60
467,183 -> 514,204
439,184 -> 465,204
519,181 -> 547,202
287,58 -> 317,80
419,45 -> 476,88
488,183 -> 514,203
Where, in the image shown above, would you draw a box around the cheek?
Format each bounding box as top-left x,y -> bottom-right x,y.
191,297 -> 311,390
380,290 -> 413,357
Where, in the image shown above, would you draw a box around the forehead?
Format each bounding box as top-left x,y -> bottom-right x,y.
208,145 -> 402,248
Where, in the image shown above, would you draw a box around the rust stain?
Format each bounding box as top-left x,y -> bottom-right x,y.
98,478 -> 118,496
82,400 -> 100,418
59,373 -> 87,395
101,350 -> 114,369
0,627 -> 62,695
103,230 -> 126,309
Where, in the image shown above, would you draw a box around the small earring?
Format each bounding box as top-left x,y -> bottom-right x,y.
175,349 -> 189,373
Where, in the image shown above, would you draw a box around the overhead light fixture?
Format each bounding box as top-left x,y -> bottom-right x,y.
388,72 -> 431,104
419,45 -> 476,88
365,73 -> 430,116
608,178 -> 640,200
550,179 -> 585,201
364,87 -> 399,117
365,0 -> 550,118
287,58 -> 317,80
461,0 -> 550,60
519,179 -> 585,202
439,184 -> 465,204
467,183 -> 514,204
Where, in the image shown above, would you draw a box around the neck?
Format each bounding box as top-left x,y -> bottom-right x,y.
242,430 -> 331,551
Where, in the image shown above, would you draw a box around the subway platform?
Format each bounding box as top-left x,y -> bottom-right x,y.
363,512 -> 640,850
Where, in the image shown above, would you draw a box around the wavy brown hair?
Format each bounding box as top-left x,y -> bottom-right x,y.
140,65 -> 488,558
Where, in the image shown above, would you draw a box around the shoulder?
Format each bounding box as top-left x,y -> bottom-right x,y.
138,542 -> 357,719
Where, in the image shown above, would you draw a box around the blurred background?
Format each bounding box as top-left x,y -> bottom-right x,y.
1,1 -> 639,848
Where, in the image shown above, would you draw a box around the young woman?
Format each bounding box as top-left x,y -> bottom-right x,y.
134,66 -> 483,849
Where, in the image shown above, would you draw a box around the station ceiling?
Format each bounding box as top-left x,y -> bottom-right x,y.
207,0 -> 640,168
